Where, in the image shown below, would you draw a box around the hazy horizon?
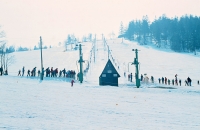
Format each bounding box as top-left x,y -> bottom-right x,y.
0,0 -> 200,47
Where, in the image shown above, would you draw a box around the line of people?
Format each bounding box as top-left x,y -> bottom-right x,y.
18,66 -> 76,79
127,73 -> 199,86
158,74 -> 193,86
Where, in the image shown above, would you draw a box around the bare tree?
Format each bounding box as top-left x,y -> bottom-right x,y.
0,26 -> 6,68
0,26 -> 15,75
4,53 -> 15,74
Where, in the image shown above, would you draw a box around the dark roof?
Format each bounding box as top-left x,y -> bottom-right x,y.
99,59 -> 120,77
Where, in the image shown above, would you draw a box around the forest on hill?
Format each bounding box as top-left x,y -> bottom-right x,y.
121,15 -> 200,53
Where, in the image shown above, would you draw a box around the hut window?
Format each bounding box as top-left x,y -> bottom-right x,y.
102,74 -> 106,77
113,74 -> 117,77
107,70 -> 112,73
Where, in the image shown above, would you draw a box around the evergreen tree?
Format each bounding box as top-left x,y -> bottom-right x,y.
122,14 -> 200,53
141,16 -> 149,45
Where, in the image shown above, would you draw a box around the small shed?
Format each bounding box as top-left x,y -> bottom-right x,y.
99,59 -> 120,86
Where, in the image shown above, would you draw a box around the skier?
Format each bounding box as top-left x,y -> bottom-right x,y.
71,79 -> 75,87
198,80 -> 199,85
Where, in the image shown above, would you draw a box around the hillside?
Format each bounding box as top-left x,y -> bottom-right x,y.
1,38 -> 200,129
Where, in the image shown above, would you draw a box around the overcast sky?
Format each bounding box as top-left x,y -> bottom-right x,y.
0,0 -> 200,47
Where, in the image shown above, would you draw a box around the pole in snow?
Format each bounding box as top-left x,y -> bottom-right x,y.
132,49 -> 140,88
78,44 -> 84,83
40,36 -> 44,80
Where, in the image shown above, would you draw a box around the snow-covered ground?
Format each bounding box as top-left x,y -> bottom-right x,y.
0,39 -> 200,129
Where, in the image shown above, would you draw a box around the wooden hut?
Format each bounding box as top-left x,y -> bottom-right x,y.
99,59 -> 120,86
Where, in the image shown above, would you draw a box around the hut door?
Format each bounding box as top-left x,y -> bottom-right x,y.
107,73 -> 112,85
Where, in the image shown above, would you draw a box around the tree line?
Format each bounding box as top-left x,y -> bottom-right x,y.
120,14 -> 200,53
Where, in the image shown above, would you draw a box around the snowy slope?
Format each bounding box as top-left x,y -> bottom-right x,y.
1,38 -> 200,129
106,39 -> 200,85
8,42 -> 92,77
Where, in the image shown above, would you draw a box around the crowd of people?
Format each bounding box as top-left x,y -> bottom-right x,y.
17,66 -> 77,79
127,73 -> 199,86
0,66 -> 8,76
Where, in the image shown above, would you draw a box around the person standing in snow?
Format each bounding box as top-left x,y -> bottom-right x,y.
161,77 -> 164,84
187,77 -> 192,86
158,78 -> 161,83
38,70 -> 40,77
42,67 -> 45,78
55,68 -> 58,77
172,79 -> 174,85
141,74 -> 143,81
151,76 -> 154,83
62,68 -> 66,77
71,79 -> 75,87
175,78 -> 178,86
175,74 -> 178,85
128,74 -> 130,81
18,69 -> 21,76
198,80 -> 199,85
185,80 -> 188,86
45,67 -> 50,77
27,69 -> 30,77
168,79 -> 170,85
179,79 -> 181,86
33,67 -> 37,77
22,66 -> 25,76
165,77 -> 168,85
130,73 -> 133,82
0,66 -> 3,76
50,67 -> 54,77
